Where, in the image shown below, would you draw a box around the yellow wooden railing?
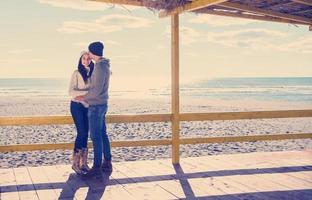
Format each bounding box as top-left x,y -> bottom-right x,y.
1,110 -> 312,163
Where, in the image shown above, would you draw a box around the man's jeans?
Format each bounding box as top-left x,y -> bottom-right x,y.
88,104 -> 112,168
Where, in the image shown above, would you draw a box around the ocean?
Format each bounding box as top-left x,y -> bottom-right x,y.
0,77 -> 311,103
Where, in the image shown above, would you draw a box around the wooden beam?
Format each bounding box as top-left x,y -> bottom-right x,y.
0,116 -> 73,126
0,114 -> 172,126
218,1 -> 312,25
1,110 -> 311,126
197,10 -> 310,25
89,0 -> 145,7
180,110 -> 312,121
1,132 -> 311,152
292,0 -> 312,6
112,139 -> 171,147
107,114 -> 171,123
0,139 -> 172,152
171,14 -> 180,164
159,0 -> 229,18
180,133 -> 312,145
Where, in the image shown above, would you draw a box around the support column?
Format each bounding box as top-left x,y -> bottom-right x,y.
171,13 -> 180,164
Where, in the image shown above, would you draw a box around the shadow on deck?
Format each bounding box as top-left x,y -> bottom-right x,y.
1,150 -> 312,200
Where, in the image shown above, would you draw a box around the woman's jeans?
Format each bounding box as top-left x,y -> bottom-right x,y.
88,104 -> 112,168
70,101 -> 89,152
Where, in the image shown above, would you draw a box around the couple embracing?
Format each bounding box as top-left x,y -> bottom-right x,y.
68,41 -> 112,178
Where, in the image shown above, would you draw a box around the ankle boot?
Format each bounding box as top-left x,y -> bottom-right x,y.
72,150 -> 82,174
80,148 -> 90,173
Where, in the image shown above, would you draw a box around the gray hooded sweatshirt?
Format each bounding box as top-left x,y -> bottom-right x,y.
84,58 -> 110,105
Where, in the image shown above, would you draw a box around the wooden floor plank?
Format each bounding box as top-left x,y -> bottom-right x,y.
55,165 -> 91,200
158,158 -> 254,200
184,152 -> 312,199
261,172 -> 312,189
27,166 -> 58,200
159,158 -> 262,200
112,161 -> 147,183
218,153 -> 312,187
155,159 -> 243,199
178,156 -> 281,200
124,159 -> 185,198
1,150 -> 311,200
101,184 -> 135,200
284,171 -> 312,184
13,167 -> 39,200
114,160 -> 179,199
123,182 -> 178,200
54,164 -> 133,200
0,168 -> 19,200
41,165 -> 76,199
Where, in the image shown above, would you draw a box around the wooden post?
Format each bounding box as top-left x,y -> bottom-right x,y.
171,13 -> 180,164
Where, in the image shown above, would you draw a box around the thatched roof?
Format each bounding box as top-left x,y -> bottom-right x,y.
141,0 -> 192,10
92,0 -> 312,27
194,0 -> 312,26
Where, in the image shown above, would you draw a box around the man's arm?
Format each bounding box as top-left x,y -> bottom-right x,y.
83,66 -> 107,104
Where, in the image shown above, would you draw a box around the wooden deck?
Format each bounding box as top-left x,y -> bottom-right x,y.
1,150 -> 311,200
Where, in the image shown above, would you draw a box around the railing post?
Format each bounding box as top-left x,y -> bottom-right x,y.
171,13 -> 180,164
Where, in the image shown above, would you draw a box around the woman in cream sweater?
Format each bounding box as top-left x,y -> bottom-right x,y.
68,51 -> 94,174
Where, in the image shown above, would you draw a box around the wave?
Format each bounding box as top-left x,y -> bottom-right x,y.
1,77 -> 311,102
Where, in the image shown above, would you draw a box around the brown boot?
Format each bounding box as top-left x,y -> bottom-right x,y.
72,150 -> 82,174
80,148 -> 90,173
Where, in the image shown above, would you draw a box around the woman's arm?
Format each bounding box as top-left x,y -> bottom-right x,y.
68,71 -> 88,98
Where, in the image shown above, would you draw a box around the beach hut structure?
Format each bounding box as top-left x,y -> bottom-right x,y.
1,1 -> 312,199
0,0 -> 312,164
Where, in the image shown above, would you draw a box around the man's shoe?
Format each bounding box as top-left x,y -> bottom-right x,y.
101,160 -> 113,173
83,166 -> 102,179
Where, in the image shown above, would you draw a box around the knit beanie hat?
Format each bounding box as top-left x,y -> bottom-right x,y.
88,42 -> 104,57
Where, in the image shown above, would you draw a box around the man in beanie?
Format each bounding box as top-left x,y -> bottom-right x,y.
75,41 -> 112,177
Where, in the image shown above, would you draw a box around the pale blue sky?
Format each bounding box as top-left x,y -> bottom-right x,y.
1,0 -> 311,89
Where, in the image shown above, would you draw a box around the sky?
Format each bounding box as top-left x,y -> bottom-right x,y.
0,0 -> 311,90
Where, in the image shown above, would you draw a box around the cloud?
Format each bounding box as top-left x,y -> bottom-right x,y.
58,14 -> 153,34
184,52 -> 199,57
0,59 -> 45,64
111,53 -> 145,63
163,26 -> 288,49
179,26 -> 202,45
203,29 -> 288,49
164,26 -> 201,45
37,0 -> 137,11
161,25 -> 312,54
74,40 -> 121,47
277,37 -> 312,54
156,44 -> 167,50
105,40 -> 122,46
203,29 -> 312,54
8,49 -> 33,54
189,15 -> 258,27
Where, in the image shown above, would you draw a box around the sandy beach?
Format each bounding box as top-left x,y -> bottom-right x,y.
0,96 -> 312,168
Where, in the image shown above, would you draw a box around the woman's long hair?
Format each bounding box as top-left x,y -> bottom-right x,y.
78,55 -> 94,83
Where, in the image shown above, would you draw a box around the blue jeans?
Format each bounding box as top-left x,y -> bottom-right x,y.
88,104 -> 112,168
70,101 -> 89,152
